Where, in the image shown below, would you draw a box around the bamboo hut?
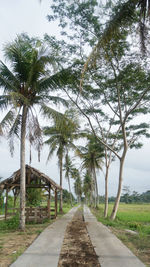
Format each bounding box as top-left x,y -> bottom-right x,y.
0,165 -> 62,222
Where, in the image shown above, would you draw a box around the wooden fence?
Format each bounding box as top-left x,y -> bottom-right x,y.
5,206 -> 56,223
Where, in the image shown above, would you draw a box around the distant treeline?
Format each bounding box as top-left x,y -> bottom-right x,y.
99,190 -> 150,204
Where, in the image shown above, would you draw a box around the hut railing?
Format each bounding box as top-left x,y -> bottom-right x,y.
5,206 -> 56,222
25,206 -> 56,223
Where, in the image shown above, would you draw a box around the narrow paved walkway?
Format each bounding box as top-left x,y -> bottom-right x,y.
84,205 -> 145,267
11,206 -> 78,267
10,206 -> 146,267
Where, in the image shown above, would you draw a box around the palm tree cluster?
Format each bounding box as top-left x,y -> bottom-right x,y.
0,34 -> 78,229
0,34 -> 104,228
43,110 -> 80,212
1,0 -> 150,230
77,135 -> 104,207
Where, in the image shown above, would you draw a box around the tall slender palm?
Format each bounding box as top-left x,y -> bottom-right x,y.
73,169 -> 82,203
77,135 -> 104,207
43,110 -> 80,212
64,154 -> 74,206
0,34 -> 68,230
83,171 -> 92,205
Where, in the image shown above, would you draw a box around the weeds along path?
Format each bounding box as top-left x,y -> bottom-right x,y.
58,208 -> 100,267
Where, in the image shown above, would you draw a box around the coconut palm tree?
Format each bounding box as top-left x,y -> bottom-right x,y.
83,171 -> 92,205
73,169 -> 82,203
43,110 -> 80,212
77,135 -> 104,207
0,34 -> 68,230
63,154 -> 74,206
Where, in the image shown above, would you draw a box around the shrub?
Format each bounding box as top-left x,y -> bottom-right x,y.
127,221 -> 141,230
0,214 -> 19,230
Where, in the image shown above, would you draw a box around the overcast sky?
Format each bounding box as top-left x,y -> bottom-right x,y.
0,0 -> 150,196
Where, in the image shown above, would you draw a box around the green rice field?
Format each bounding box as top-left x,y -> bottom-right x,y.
93,203 -> 150,266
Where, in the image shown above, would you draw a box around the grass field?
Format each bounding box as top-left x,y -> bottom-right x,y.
94,203 -> 150,234
92,203 -> 150,266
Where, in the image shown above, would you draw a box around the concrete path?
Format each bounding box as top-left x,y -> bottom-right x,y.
11,206 -> 78,267
84,205 -> 145,267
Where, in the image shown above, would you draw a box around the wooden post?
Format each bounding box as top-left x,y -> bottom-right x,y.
55,189 -> 57,218
27,169 -> 31,185
13,189 -> 17,208
34,208 -> 37,223
47,187 -> 51,219
5,187 -> 8,220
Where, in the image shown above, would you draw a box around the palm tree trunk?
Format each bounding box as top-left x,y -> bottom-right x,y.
89,168 -> 94,207
104,166 -> 109,218
59,155 -> 63,212
68,176 -> 73,206
93,167 -> 99,208
110,149 -> 127,220
20,105 -> 28,231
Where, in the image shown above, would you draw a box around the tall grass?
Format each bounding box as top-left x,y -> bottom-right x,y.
93,203 -> 150,241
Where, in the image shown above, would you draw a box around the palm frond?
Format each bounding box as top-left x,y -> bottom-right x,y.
0,72 -> 17,93
46,139 -> 58,162
72,131 -> 88,140
0,61 -> 20,89
44,134 -> 59,145
43,126 -> 58,136
27,110 -> 43,162
39,74 -> 61,91
0,109 -> 15,135
24,48 -> 52,92
46,95 -> 69,107
8,110 -> 22,156
39,65 -> 79,91
40,104 -> 64,121
8,111 -> 21,139
0,95 -> 12,111
4,39 -> 32,82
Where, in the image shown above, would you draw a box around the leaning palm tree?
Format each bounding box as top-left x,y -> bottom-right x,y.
77,135 -> 104,207
0,34 -> 68,230
43,110 -> 80,212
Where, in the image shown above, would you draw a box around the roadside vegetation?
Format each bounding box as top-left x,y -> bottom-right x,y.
0,202 -> 73,266
0,1 -> 150,265
92,203 -> 150,266
1,0 -> 150,229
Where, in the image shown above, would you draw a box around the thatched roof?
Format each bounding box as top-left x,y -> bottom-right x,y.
0,165 -> 62,191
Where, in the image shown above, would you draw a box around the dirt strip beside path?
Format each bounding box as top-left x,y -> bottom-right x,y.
58,208 -> 100,267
